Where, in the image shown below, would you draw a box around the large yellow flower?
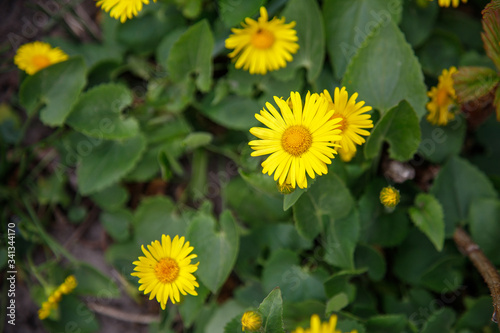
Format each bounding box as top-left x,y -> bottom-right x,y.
14,41 -> 68,75
249,91 -> 342,189
131,235 -> 199,309
321,87 -> 373,155
96,0 -> 156,23
225,7 -> 299,75
426,67 -> 457,126
292,314 -> 358,333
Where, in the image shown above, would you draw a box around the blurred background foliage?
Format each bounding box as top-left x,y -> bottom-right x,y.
1,0 -> 500,332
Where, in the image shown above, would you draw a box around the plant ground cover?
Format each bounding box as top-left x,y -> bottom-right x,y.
1,0 -> 500,332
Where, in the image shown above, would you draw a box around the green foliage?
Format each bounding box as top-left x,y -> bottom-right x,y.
67,84 -> 139,139
187,210 -> 239,293
344,22 -> 427,117
77,134 -> 146,195
167,19 -> 214,92
409,193 -> 445,251
430,156 -> 497,236
7,1 -> 500,332
19,57 -> 86,126
278,0 -> 325,82
364,100 -> 421,161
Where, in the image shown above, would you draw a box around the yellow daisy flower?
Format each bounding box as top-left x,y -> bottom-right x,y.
241,310 -> 262,332
131,235 -> 199,309
380,186 -> 400,208
292,314 -> 358,333
433,0 -> 467,7
249,91 -> 342,189
321,87 -> 373,154
38,275 -> 77,320
225,6 -> 299,75
96,0 -> 156,23
14,41 -> 68,75
426,66 -> 458,126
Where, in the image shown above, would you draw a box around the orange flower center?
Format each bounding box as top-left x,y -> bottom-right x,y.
251,28 -> 275,49
31,55 -> 51,71
436,88 -> 450,108
330,113 -> 347,132
154,258 -> 180,283
281,125 -> 312,156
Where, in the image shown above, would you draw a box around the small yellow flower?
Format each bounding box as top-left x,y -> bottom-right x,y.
380,186 -> 400,208
95,0 -> 156,23
14,41 -> 68,75
249,91 -> 342,189
426,67 -> 458,126
225,7 -> 299,75
321,87 -> 373,154
38,275 -> 78,320
292,314 -> 358,333
131,235 -> 199,309
241,311 -> 262,332
431,0 -> 467,7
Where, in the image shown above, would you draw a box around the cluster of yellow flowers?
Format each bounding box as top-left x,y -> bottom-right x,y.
249,88 -> 373,190
38,275 -> 77,320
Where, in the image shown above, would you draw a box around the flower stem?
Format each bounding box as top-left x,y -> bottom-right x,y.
453,227 -> 500,330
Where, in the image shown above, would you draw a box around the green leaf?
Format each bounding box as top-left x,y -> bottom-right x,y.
364,100 -> 421,161
36,173 -> 69,206
77,134 -> 146,195
258,288 -> 285,333
293,172 -> 355,240
430,156 -> 497,236
187,210 -> 239,293
117,4 -> 185,54
74,263 -> 120,297
219,0 -> 263,28
354,244 -> 386,281
132,196 -> 187,247
453,66 -> 499,103
418,115 -> 466,164
182,132 -> 213,152
167,19 -> 214,92
482,1 -> 500,70
417,32 -> 462,77
393,229 -> 463,289
19,57 -> 86,126
278,0 -> 325,82
101,209 -> 132,242
42,296 -> 99,333
409,193 -> 445,251
456,296 -> 495,330
326,293 -> 349,313
420,308 -> 456,333
225,177 -> 291,227
67,84 -> 139,140
283,188 -> 306,211
400,0 -> 438,48
366,314 -> 408,333
344,21 -> 427,117
262,249 -> 327,302
469,198 -> 500,266
90,183 -> 129,211
323,210 -> 360,270
201,96 -> 260,131
323,0 -> 402,79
